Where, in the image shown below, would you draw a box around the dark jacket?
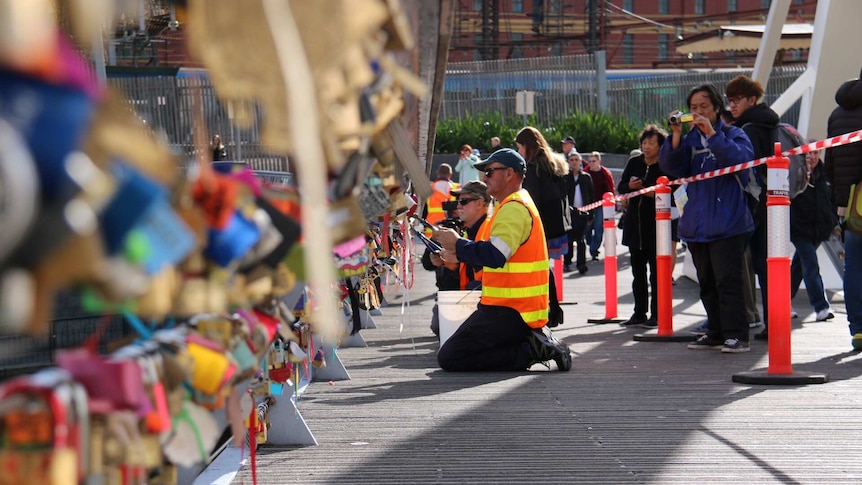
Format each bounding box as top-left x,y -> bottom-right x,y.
826,77 -> 862,210
617,155 -> 675,251
565,169 -> 594,217
735,103 -> 780,223
791,161 -> 837,243
212,145 -> 227,161
422,248 -> 460,291
523,153 -> 571,239
659,121 -> 755,242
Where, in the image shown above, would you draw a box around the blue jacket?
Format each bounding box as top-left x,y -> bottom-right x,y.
658,123 -> 755,242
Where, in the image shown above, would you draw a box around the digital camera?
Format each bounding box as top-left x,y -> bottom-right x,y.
668,113 -> 694,125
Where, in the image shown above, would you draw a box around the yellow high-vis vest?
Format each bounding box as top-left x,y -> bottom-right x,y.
480,190 -> 549,328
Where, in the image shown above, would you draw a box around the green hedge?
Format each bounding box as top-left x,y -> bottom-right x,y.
435,111 -> 658,154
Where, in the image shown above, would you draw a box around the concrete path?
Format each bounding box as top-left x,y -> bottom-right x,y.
226,237 -> 861,484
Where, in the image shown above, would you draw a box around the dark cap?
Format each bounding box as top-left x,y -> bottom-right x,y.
562,136 -> 576,144
451,181 -> 490,202
474,148 -> 527,174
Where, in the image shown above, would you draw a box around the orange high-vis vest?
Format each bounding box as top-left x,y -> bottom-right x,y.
426,180 -> 459,233
459,217 -> 492,290
480,190 -> 549,328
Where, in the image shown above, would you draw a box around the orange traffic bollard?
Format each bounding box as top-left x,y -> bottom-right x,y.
733,143 -> 827,385
634,177 -> 695,342
588,193 -> 624,324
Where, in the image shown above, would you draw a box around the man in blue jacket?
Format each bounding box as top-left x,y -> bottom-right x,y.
659,84 -> 755,353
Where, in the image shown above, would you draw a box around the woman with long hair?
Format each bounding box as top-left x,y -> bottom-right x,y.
515,126 -> 571,327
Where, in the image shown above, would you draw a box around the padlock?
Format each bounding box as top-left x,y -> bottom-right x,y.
0,368 -> 89,485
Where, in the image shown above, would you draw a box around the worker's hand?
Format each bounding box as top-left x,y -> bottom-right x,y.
439,248 -> 459,264
432,227 -> 461,251
429,252 -> 444,267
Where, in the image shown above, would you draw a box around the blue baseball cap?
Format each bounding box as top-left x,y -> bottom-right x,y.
474,148 -> 527,174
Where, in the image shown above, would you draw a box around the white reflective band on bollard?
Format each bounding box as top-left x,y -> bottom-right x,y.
655,190 -> 672,257
602,196 -> 616,255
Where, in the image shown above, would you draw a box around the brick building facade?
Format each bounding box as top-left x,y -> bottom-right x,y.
449,0 -> 817,68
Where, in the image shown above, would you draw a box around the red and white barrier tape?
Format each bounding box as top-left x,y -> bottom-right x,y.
574,128 -> 862,213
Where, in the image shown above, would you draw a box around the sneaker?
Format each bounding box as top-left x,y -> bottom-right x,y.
687,334 -> 724,350
852,334 -> 862,352
816,308 -> 835,321
790,307 -> 799,319
527,328 -> 572,371
721,338 -> 750,353
754,329 -> 768,341
748,320 -> 763,328
620,315 -> 647,327
553,345 -> 573,372
690,321 -> 709,335
638,318 -> 658,329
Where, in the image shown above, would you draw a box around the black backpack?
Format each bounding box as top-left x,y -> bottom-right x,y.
743,122 -> 809,199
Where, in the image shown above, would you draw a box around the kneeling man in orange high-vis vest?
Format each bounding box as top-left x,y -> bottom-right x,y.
433,148 -> 572,372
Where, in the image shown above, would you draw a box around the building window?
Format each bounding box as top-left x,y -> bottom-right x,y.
473,0 -> 482,11
550,0 -> 562,14
512,0 -> 523,13
761,0 -> 771,8
728,0 -> 737,12
623,33 -> 634,64
511,33 -> 523,59
623,0 -> 634,11
695,0 -> 706,15
658,34 -> 668,61
659,0 -> 670,14
551,42 -> 562,56
473,33 -> 483,61
791,48 -> 803,61
794,0 -> 804,4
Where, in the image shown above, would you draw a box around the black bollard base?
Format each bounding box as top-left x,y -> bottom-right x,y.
633,333 -> 698,342
587,318 -> 625,324
732,369 -> 829,385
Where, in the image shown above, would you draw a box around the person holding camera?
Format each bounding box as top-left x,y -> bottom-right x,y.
617,124 -> 675,329
451,181 -> 492,290
432,148 -> 572,372
659,84 -> 755,353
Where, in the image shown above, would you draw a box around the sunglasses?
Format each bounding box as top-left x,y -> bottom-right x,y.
458,198 -> 478,206
483,166 -> 509,177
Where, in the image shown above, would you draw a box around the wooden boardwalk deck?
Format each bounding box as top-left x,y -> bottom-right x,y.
227,245 -> 862,485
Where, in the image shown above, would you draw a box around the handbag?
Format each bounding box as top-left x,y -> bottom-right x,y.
847,183 -> 862,236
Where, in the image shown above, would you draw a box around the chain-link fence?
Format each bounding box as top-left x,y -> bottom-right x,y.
441,54 -> 806,127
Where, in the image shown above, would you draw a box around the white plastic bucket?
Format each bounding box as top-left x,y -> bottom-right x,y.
437,290 -> 481,347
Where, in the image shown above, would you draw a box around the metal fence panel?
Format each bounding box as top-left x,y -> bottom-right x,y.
441,56 -> 806,127
109,75 -> 289,172
441,54 -> 598,123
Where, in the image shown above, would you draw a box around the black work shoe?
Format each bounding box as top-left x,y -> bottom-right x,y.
687,334 -> 724,350
563,263 -> 572,272
620,315 -> 647,327
578,265 -> 588,275
527,328 -> 572,372
638,317 -> 658,329
754,329 -> 768,341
